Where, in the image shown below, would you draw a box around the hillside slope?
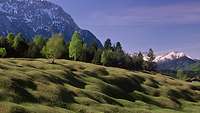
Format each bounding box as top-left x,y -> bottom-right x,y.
0,59 -> 199,113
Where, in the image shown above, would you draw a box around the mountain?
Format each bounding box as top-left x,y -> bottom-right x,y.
155,51 -> 196,71
154,51 -> 191,62
0,0 -> 102,47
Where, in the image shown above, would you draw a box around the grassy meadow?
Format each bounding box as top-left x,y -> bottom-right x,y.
0,58 -> 199,113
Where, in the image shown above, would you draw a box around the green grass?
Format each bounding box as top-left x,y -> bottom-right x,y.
0,58 -> 199,113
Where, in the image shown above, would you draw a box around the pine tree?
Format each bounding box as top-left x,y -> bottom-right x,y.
146,49 -> 156,71
85,42 -> 98,62
65,42 -> 70,59
69,31 -> 83,61
104,38 -> 112,50
114,42 -> 123,53
147,49 -> 155,62
137,52 -> 144,70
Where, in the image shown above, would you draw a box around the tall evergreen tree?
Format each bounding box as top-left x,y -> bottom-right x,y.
147,49 -> 155,62
69,31 -> 83,61
114,42 -> 123,53
146,49 -> 156,71
65,42 -> 70,59
136,52 -> 144,70
85,42 -> 98,62
104,38 -> 112,50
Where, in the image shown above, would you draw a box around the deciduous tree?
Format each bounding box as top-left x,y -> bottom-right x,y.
69,31 -> 83,61
42,34 -> 65,64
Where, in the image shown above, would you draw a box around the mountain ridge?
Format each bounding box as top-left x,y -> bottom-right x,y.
0,0 -> 102,47
155,51 -> 196,71
155,51 -> 192,62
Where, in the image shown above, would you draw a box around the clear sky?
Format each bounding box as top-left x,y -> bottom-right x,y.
48,0 -> 200,59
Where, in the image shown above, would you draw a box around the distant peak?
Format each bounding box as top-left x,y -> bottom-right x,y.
154,51 -> 192,62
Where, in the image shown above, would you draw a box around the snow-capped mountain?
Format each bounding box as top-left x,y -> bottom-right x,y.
0,0 -> 102,47
155,51 -> 196,71
154,51 -> 191,62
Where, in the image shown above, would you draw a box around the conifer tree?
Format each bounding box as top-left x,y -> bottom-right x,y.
146,49 -> 156,71
115,42 -> 123,53
104,38 -> 112,50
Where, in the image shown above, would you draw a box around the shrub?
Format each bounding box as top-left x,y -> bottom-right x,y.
0,48 -> 7,58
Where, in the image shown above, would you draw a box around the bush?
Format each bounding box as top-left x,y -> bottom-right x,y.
0,48 -> 7,58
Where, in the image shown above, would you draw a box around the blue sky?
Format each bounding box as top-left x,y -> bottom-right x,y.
49,0 -> 200,58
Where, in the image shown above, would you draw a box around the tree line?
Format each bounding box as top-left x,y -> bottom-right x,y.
0,31 -> 156,71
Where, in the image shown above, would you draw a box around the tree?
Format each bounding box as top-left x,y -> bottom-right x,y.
83,42 -> 98,63
33,35 -> 45,48
28,35 -> 45,58
101,50 -> 113,66
5,33 -> 15,57
69,31 -> 83,61
137,52 -> 144,70
12,33 -> 24,49
147,49 -> 155,62
91,42 -> 98,52
87,42 -> 98,62
7,33 -> 15,45
101,50 -> 121,66
65,42 -> 70,59
0,48 -> 7,58
27,43 -> 38,58
146,49 -> 156,71
42,34 -> 65,64
92,49 -> 103,64
80,43 -> 87,62
176,69 -> 187,80
123,53 -> 133,69
0,36 -> 8,48
12,33 -> 28,57
104,38 -> 112,50
114,42 -> 123,53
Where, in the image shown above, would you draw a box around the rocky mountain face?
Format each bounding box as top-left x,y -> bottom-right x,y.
155,51 -> 196,71
0,0 -> 102,47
